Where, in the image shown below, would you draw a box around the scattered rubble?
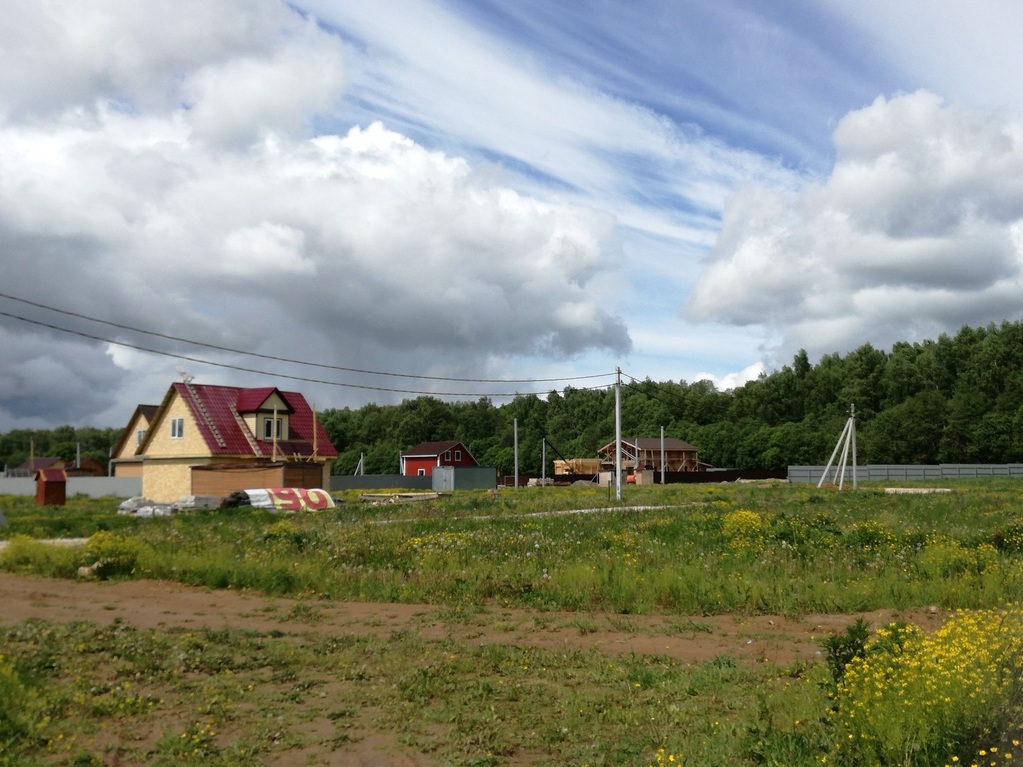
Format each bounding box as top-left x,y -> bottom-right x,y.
117,495 -> 220,516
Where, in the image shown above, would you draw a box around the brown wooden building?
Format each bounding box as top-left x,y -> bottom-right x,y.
597,437 -> 703,473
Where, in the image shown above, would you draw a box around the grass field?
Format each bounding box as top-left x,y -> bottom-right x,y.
2,480 -> 1023,765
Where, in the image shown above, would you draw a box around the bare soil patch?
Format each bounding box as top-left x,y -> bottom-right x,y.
0,572 -> 946,666
0,573 -> 948,766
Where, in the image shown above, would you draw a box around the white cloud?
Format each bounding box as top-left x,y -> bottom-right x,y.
687,90 -> 1023,363
0,2 -> 632,428
693,362 -> 766,392
183,33 -> 346,147
0,0 -> 303,119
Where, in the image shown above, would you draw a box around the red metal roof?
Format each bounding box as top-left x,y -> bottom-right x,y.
35,468 -> 67,482
172,383 -> 337,458
401,440 -> 464,457
235,387 -> 294,414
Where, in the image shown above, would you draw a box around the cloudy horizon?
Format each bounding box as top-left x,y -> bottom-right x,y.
3,0 -> 1023,430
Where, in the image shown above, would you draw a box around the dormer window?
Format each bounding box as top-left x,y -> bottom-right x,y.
263,417 -> 283,440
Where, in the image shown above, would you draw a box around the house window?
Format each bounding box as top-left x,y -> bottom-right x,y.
444,450 -> 451,461
170,418 -> 184,439
417,468 -> 426,476
136,428 -> 147,445
455,450 -> 462,461
263,417 -> 282,440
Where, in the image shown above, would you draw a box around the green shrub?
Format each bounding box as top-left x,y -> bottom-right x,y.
821,617 -> 870,688
0,656 -> 45,751
83,531 -> 144,579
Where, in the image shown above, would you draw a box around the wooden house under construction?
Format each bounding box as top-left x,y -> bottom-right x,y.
597,437 -> 703,474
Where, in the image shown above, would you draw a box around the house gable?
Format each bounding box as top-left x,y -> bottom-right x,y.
141,387 -> 212,459
400,440 -> 478,476
236,389 -> 294,445
138,383 -> 337,461
111,405 -> 159,461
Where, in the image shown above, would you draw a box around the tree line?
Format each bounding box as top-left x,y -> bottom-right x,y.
4,320 -> 1023,476
319,320 -> 1023,474
0,425 -> 121,474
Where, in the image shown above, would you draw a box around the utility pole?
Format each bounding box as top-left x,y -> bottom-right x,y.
660,426 -> 666,485
818,404 -> 858,490
614,368 -> 622,501
513,418 -> 519,489
541,438 -> 546,486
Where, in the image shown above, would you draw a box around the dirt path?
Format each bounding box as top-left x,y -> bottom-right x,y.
0,572 -> 947,666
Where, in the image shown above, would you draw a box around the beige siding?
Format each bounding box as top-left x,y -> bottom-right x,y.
191,466 -> 284,497
113,412 -> 148,461
190,461 -> 331,499
113,461 -> 144,478
143,458 -> 211,502
146,394 -> 210,458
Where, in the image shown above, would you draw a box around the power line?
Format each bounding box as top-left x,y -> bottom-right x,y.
0,291 -> 610,385
621,371 -> 698,412
0,306 -> 617,399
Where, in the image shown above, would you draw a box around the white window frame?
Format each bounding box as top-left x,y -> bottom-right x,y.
136,428 -> 147,445
263,417 -> 282,440
417,468 -> 426,476
455,450 -> 462,461
444,450 -> 451,461
170,417 -> 184,439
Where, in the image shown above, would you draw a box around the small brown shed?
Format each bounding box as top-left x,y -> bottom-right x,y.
35,468 -> 68,506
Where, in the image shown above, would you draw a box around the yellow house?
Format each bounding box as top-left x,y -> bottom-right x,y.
110,404 -> 159,478
116,382 -> 337,503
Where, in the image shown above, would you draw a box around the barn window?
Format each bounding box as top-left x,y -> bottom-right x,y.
444,450 -> 451,461
455,450 -> 462,461
170,418 -> 184,439
417,468 -> 426,476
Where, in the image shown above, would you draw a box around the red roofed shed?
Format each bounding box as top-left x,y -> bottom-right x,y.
35,468 -> 68,506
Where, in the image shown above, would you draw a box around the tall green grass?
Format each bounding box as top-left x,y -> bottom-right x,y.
6,480 -> 1023,614
6,481 -> 1023,765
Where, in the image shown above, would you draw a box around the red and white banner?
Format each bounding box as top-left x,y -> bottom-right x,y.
243,487 -> 335,511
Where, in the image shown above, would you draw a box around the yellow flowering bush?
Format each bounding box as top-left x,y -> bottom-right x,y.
722,509 -> 766,554
917,536 -> 999,578
83,531 -> 144,578
833,606 -> 1023,767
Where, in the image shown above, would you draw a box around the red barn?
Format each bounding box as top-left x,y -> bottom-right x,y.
400,440 -> 478,477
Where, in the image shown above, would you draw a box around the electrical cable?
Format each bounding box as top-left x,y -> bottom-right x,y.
0,291 -> 611,385
0,307 -> 617,398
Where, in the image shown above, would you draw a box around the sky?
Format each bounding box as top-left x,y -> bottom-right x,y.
3,0 -> 1023,431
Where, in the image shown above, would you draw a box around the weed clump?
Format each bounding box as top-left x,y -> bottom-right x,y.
831,606 -> 1023,767
83,531 -> 144,578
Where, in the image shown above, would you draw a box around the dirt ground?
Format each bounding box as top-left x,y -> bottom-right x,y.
0,573 -> 948,666
0,573 -> 948,766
